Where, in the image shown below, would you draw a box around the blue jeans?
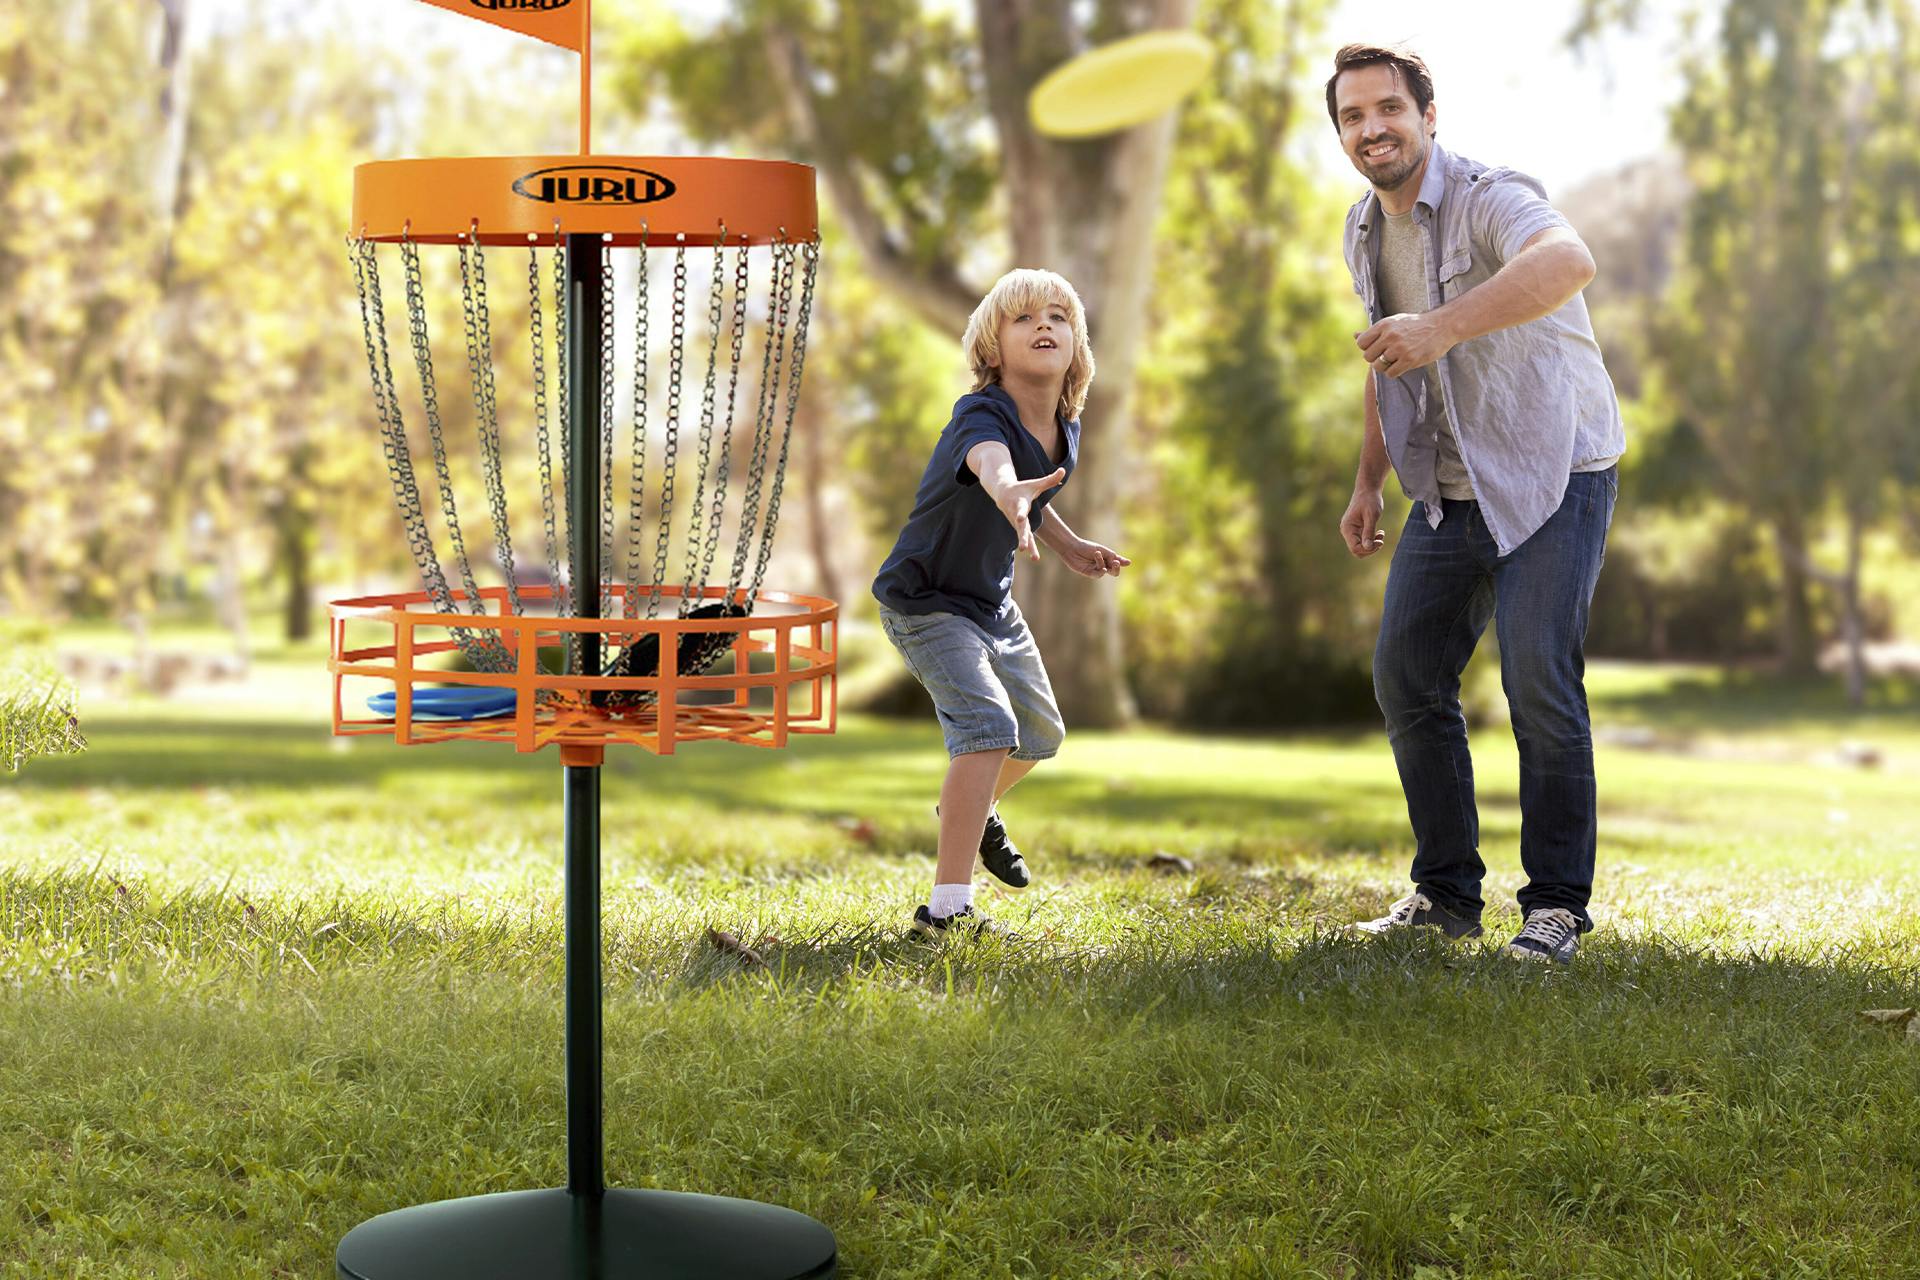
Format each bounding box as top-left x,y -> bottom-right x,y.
1372,468 -> 1617,928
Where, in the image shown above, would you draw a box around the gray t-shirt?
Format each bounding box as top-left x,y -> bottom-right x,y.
1376,206 -> 1475,500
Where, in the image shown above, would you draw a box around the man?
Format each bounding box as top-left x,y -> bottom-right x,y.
1329,44 -> 1624,963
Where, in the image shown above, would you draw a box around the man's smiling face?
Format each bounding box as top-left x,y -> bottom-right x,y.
1334,63 -> 1436,195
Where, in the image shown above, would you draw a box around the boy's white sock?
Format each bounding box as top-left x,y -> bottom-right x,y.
928,882 -> 975,920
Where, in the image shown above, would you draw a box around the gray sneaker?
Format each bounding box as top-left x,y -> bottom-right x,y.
1354,891 -> 1483,940
1505,908 -> 1582,964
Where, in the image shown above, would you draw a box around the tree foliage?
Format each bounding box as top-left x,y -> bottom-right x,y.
1580,0 -> 1920,691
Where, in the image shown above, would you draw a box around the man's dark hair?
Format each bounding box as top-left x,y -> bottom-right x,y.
1324,43 -> 1434,128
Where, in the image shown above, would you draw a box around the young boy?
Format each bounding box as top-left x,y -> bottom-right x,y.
871,268 -> 1131,936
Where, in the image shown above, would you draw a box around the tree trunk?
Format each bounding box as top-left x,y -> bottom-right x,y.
281,516 -> 313,645
1771,513 -> 1819,676
1840,507 -> 1865,708
996,0 -> 1194,727
762,0 -> 1198,726
795,393 -> 843,604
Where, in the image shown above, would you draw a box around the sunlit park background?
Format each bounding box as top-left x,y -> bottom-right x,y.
4,0 -> 1920,1276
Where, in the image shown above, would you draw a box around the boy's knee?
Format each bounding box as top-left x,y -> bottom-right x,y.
1018,709 -> 1065,761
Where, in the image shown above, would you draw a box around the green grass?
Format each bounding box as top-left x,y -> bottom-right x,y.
3,651 -> 1918,1278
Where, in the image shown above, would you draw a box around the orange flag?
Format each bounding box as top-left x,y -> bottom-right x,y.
413,0 -> 587,52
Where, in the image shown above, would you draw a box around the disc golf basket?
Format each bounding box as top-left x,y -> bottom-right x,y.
325,8 -> 835,1277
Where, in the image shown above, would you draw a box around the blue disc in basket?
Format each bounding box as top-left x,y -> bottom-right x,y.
368,687 -> 518,721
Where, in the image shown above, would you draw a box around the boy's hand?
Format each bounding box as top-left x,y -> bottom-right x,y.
987,467 -> 1066,562
1057,537 -> 1131,578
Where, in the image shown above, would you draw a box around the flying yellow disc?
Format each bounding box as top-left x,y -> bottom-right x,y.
1027,30 -> 1215,139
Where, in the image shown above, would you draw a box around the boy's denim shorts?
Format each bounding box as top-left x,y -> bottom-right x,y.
877,605 -> 1065,761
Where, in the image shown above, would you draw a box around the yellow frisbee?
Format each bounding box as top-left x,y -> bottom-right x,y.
1027,30 -> 1215,139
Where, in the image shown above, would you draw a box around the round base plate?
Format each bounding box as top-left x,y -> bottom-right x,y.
336,1188 -> 836,1279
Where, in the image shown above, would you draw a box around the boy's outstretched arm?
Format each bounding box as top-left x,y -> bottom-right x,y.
966,441 -> 1065,562
1036,509 -> 1131,579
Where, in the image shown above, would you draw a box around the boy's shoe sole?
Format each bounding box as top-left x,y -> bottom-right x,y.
910,904 -> 1003,939
977,811 -> 1030,888
933,805 -> 1032,889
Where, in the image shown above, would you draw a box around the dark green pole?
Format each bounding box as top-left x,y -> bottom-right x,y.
564,232 -> 604,1199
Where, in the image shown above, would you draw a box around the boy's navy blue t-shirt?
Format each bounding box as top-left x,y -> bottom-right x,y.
871,385 -> 1080,628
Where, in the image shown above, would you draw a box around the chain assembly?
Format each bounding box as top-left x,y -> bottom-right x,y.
459,225 -> 525,626
623,223 -> 651,626
598,236 -> 617,617
349,226 -> 823,718
728,230 -> 798,603
676,227 -> 729,618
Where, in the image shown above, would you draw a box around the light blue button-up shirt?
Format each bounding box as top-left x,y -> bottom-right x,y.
1341,142 -> 1626,556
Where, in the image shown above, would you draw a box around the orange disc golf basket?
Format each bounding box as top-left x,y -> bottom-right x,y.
328,5 -> 835,1277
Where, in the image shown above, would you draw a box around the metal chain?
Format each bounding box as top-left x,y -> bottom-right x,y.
728,231 -> 796,597
529,242 -> 568,646
587,239 -> 610,625
747,233 -> 820,606
459,228 -> 525,625
400,235 -> 513,672
349,237 -> 458,620
646,237 -> 689,621
694,237 -> 752,603
623,223 -> 651,623
553,223 -> 581,673
677,227 -> 729,614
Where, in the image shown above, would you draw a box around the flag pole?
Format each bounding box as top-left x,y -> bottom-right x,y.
579,0 -> 592,155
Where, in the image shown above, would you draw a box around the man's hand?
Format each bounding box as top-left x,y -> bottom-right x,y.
985,466 -> 1067,562
1055,536 -> 1131,579
1355,311 -> 1456,379
1340,487 -> 1387,558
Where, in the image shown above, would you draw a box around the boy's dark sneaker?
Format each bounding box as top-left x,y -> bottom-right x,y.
1353,891 -> 1483,940
977,811 -> 1030,888
1505,908 -> 1582,964
910,904 -> 1002,939
934,805 -> 1032,888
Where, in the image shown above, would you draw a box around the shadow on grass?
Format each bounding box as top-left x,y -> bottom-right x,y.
9,713 -> 1393,843
1593,669 -> 1920,735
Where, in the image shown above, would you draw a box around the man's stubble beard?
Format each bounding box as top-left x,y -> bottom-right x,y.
1362,130 -> 1429,195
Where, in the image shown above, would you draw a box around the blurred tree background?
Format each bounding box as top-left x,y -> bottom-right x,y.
3,0 -> 1917,724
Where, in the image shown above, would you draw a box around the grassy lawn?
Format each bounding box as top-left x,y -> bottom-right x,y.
3,646 -> 1918,1278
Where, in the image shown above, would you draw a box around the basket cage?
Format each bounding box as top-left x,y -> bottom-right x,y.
333,213 -> 833,754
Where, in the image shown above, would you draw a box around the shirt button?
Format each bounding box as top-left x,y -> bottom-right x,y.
1432,432 -> 1440,442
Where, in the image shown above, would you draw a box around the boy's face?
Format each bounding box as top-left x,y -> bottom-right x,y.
989,298 -> 1074,389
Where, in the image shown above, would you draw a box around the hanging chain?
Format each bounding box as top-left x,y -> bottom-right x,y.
529,242 -> 568,646
598,237 -> 617,620
747,233 -> 822,607
728,231 -> 796,597
552,223 -> 582,673
349,237 -> 458,620
623,224 -> 651,623
647,236 -> 689,621
459,227 -> 525,626
694,236 -> 752,603
400,235 -> 513,671
677,227 -> 730,615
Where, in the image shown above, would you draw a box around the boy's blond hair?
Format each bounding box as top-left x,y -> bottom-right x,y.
961,268 -> 1096,421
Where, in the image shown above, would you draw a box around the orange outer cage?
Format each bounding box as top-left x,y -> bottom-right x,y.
328,585 -> 839,758
351,155 -> 819,247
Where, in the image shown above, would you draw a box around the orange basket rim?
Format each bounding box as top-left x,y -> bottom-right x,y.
329,584 -> 835,632
351,154 -> 818,248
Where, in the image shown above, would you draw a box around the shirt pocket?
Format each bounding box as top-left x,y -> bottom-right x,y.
1437,244 -> 1473,301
